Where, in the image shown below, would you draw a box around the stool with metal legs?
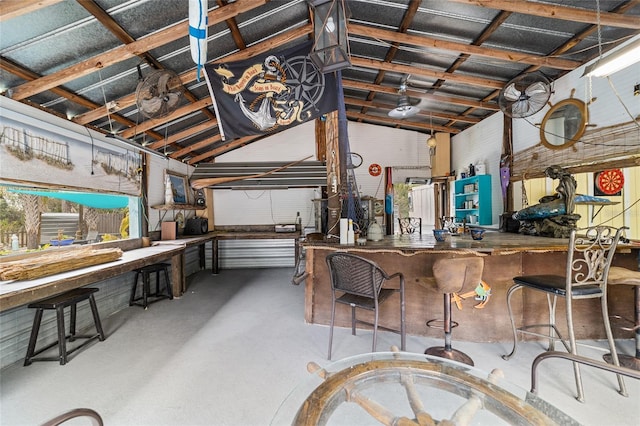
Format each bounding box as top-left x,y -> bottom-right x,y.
502,226 -> 627,402
603,266 -> 640,370
425,257 -> 484,366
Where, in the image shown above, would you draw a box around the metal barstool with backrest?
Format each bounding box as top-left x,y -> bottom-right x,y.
424,257 -> 484,366
502,225 -> 627,402
397,217 -> 422,235
326,252 -> 406,360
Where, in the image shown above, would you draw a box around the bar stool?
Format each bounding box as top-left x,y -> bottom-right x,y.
130,263 -> 173,309
24,288 -> 105,366
603,266 -> 640,370
424,257 -> 484,366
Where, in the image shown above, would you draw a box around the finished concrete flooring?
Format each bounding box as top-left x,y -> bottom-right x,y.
1,268 -> 638,425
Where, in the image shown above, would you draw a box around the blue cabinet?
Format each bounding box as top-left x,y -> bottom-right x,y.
454,175 -> 492,225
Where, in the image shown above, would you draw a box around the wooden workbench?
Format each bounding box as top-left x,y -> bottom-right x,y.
0,244 -> 184,313
0,233 -> 221,312
302,231 -> 639,342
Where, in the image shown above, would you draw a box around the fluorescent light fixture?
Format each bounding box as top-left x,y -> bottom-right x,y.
106,134 -> 167,159
583,37 -> 640,77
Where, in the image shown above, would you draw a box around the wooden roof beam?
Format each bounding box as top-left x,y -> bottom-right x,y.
8,0 -> 267,101
348,24 -> 581,70
343,79 -> 500,111
446,0 -> 640,29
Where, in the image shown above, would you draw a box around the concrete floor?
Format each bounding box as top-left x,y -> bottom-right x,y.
0,268 -> 638,425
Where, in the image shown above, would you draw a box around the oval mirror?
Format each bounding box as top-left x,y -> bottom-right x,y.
539,98 -> 587,150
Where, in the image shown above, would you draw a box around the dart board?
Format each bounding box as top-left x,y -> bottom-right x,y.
595,169 -> 624,196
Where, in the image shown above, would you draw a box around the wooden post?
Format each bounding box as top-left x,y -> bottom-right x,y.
502,114 -> 513,212
323,111 -> 340,239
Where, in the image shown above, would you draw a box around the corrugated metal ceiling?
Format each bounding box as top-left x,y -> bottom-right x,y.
1,0 -> 639,165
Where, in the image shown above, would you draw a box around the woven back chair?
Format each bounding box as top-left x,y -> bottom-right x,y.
326,252 -> 406,360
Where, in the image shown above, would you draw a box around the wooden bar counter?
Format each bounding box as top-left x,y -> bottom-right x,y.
302,231 -> 639,343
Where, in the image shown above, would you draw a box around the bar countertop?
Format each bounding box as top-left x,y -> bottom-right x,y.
302,231 -> 639,255
301,230 -> 639,342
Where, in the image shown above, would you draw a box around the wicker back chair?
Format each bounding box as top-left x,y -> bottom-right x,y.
326,252 -> 406,360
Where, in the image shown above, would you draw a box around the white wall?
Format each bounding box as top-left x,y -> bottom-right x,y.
450,112 -> 505,224
451,35 -> 640,224
212,120 -> 430,229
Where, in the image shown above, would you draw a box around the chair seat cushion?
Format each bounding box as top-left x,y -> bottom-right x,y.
336,288 -> 396,310
514,275 -> 602,297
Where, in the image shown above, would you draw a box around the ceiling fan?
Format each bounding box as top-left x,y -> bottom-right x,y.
498,71 -> 552,118
388,75 -> 420,119
135,66 -> 184,119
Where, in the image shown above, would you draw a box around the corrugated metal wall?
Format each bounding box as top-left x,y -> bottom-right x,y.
219,239 -> 296,269
0,246 -> 204,369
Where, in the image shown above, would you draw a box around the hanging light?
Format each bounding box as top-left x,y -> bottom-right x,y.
106,133 -> 167,159
583,36 -> 640,77
427,134 -> 437,148
307,0 -> 351,73
427,113 -> 438,157
388,81 -> 419,118
426,113 -> 436,156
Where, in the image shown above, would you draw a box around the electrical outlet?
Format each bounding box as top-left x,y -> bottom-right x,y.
634,84 -> 640,96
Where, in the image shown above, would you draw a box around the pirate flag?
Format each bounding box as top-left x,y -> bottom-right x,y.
204,41 -> 339,141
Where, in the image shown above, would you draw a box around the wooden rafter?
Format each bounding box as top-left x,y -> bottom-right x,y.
447,0 -> 640,29
8,0 -> 268,101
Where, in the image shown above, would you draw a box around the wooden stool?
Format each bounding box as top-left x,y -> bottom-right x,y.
604,266 -> 640,370
130,263 -> 173,309
24,288 -> 105,366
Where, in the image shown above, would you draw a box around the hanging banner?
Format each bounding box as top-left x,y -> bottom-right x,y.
204,41 -> 339,141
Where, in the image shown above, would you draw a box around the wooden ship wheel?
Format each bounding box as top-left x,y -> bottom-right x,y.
275,348 -> 577,426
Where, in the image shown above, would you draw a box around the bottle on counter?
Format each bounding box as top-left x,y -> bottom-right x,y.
468,163 -> 475,176
367,219 -> 383,241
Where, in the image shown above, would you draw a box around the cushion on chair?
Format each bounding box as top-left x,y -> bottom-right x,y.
514,275 -> 602,297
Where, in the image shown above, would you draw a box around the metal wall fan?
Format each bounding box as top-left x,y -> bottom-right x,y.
498,71 -> 552,118
135,67 -> 184,119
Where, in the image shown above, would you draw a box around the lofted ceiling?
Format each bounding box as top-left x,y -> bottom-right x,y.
1,0 -> 639,166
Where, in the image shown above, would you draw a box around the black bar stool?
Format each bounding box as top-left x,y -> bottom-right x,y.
24,288 -> 105,366
130,263 -> 173,309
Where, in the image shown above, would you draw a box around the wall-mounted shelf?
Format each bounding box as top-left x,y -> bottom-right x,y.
151,204 -> 205,211
151,204 -> 205,224
454,175 -> 492,225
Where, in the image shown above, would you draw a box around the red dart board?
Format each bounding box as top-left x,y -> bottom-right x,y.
596,169 -> 624,195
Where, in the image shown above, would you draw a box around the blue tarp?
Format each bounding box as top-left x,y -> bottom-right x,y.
8,189 -> 129,209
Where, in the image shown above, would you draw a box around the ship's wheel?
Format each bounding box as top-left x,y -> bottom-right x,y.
273,349 -> 577,426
